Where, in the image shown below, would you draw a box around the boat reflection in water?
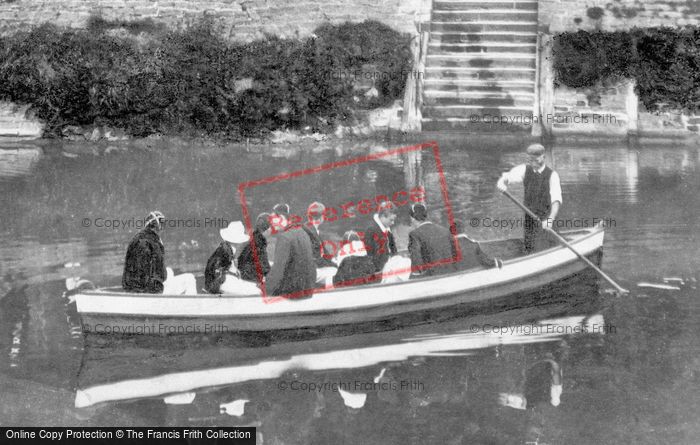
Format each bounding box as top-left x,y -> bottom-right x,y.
80,311 -> 605,395
75,282 -> 608,439
75,296 -> 609,442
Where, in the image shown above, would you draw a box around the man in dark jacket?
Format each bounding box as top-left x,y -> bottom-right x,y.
265,205 -> 316,297
122,210 -> 196,294
451,221 -> 503,270
238,213 -> 272,283
363,204 -> 398,273
407,204 -> 459,277
302,201 -> 338,286
302,202 -> 336,268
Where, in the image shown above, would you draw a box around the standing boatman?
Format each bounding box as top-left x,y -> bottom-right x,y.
496,144 -> 562,253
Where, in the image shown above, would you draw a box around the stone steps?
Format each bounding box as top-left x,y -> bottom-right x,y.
425,66 -> 536,81
430,21 -> 537,33
428,42 -> 536,54
423,104 -> 533,118
433,1 -> 537,11
424,89 -> 536,97
424,97 -> 535,109
432,10 -> 537,22
421,0 -> 538,132
427,54 -> 536,69
423,79 -> 535,92
429,32 -> 537,44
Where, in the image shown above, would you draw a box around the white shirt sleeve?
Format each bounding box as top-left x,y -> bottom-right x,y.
501,164 -> 562,205
549,170 -> 562,205
501,164 -> 527,184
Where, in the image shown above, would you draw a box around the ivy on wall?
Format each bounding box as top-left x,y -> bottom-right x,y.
553,27 -> 700,113
0,18 -> 411,138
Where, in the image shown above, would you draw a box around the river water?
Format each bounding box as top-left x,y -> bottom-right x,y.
1,137 -> 698,444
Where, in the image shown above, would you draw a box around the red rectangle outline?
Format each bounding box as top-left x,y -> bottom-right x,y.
237,141 -> 462,303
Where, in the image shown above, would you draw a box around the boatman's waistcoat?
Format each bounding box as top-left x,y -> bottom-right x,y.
524,165 -> 552,219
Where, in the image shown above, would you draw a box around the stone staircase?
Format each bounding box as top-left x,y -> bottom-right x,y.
422,0 -> 539,132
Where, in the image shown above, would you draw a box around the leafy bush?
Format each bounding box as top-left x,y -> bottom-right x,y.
553,27 -> 700,112
553,31 -> 635,88
314,21 -> 413,106
0,19 -> 411,138
633,27 -> 700,113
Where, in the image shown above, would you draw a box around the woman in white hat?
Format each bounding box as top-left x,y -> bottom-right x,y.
204,221 -> 261,295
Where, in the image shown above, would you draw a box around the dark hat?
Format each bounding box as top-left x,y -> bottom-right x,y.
272,203 -> 290,218
409,203 -> 428,221
255,212 -> 272,233
526,144 -> 545,156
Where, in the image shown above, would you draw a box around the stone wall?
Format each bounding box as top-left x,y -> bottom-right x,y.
638,111 -> 700,135
551,80 -> 631,135
537,1 -> 700,137
0,0 -> 431,40
548,79 -> 700,137
539,0 -> 700,33
0,102 -> 44,138
2,0 -> 696,38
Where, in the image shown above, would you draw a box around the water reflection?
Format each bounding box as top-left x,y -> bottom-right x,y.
551,145 -> 639,203
0,145 -> 42,182
76,312 -> 606,408
74,293 -> 608,445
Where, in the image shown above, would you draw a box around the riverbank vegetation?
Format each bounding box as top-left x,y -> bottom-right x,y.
0,18 -> 411,138
554,27 -> 700,113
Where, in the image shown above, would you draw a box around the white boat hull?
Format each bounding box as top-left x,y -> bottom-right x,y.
75,226 -> 605,333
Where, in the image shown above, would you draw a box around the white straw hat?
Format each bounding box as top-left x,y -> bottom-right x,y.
219,221 -> 249,243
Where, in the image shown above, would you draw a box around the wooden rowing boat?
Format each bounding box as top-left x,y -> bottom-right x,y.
74,224 -> 605,334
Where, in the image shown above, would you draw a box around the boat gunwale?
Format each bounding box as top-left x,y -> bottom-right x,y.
77,247 -> 603,320
78,224 -> 604,302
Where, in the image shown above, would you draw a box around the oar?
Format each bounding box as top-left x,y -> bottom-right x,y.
501,190 -> 629,294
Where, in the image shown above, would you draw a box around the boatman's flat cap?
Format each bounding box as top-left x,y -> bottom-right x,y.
525,144 -> 545,156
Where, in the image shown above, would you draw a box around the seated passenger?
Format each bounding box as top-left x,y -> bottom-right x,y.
122,210 -> 196,295
362,203 -> 414,283
204,221 -> 260,295
238,213 -> 272,283
407,203 -> 459,277
451,221 -> 503,270
265,203 -> 316,297
332,231 -> 378,287
301,201 -> 338,286
364,203 -> 398,273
